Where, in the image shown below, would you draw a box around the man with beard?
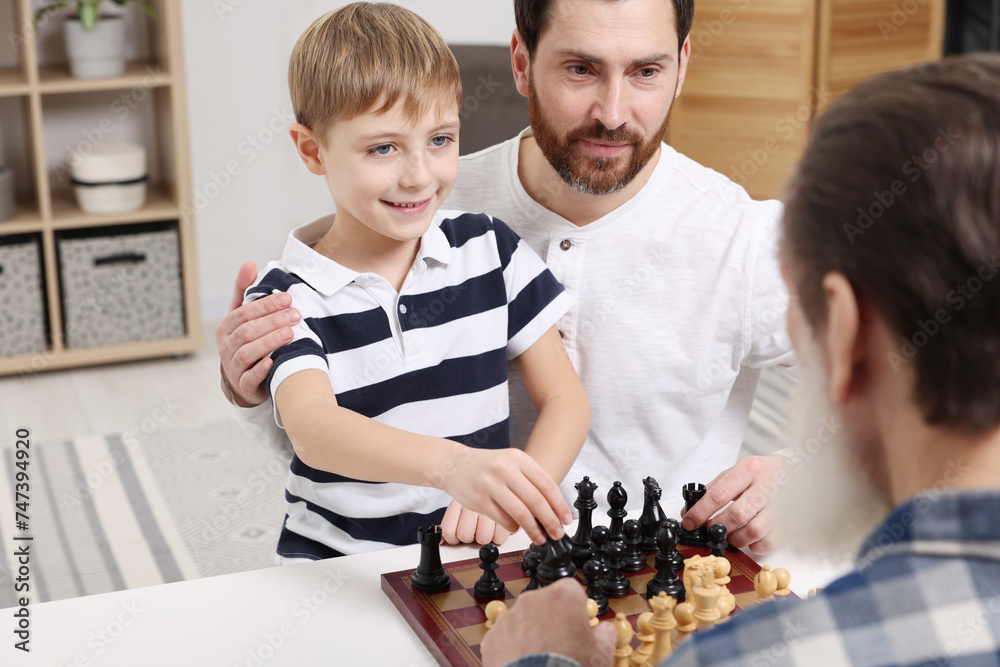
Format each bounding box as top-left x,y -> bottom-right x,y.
480,53 -> 1000,667
216,0 -> 794,552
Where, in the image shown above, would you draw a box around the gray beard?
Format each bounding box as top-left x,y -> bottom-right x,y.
773,334 -> 893,566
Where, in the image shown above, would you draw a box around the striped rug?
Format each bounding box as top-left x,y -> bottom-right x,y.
0,419 -> 286,608
0,368 -> 794,607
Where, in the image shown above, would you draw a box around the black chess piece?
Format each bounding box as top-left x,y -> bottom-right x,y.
607,481 -> 628,544
622,519 -> 646,573
590,525 -> 610,569
521,540 -> 545,572
537,530 -> 577,586
708,523 -> 729,558
661,518 -> 686,571
473,543 -> 506,600
411,526 -> 451,593
678,482 -> 709,547
571,477 -> 598,567
602,541 -> 631,597
523,548 -> 542,591
583,559 -> 609,616
639,476 -> 663,553
645,520 -> 686,602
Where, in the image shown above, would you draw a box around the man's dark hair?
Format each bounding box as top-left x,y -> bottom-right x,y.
783,53 -> 1000,433
514,0 -> 695,56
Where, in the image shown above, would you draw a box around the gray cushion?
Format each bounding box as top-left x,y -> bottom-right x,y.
450,45 -> 529,155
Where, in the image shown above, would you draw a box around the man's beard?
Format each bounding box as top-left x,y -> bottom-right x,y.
773,331 -> 893,565
528,79 -> 671,196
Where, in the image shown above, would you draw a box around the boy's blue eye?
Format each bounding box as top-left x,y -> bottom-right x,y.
430,136 -> 451,148
369,144 -> 394,156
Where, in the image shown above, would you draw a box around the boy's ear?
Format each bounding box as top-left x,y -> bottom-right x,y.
289,123 -> 327,175
510,30 -> 530,99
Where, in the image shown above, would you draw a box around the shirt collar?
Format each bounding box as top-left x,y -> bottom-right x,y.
280,212 -> 454,297
856,489 -> 1000,567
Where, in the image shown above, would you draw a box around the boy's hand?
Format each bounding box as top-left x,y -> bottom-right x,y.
440,500 -> 511,546
440,448 -> 572,546
216,261 -> 301,407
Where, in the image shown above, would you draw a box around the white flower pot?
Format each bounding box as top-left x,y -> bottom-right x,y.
0,167 -> 15,222
63,15 -> 126,79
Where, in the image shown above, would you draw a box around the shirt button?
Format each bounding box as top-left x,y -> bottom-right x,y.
560,240 -> 573,251
399,304 -> 407,314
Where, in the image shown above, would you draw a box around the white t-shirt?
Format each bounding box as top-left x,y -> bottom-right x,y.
234,128 -> 795,511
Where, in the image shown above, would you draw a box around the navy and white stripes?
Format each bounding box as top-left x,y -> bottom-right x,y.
244,210 -> 572,557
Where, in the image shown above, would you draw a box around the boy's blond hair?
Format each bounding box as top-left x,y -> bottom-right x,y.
289,2 -> 462,143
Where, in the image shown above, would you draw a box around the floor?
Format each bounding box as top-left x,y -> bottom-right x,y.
0,321 -> 231,447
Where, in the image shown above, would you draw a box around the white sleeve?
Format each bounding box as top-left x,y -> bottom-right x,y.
230,399 -> 294,461
745,205 -> 797,372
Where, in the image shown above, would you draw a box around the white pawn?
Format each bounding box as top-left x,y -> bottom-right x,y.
484,599 -> 507,630
631,612 -> 655,666
612,612 -> 634,667
754,565 -> 778,604
586,598 -> 600,627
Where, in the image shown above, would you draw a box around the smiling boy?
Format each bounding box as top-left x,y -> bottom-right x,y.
243,3 -> 589,560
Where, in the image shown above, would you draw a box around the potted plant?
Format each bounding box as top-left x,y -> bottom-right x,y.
34,1 -> 156,79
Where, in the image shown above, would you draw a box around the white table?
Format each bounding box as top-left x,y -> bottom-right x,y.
2,527 -> 847,667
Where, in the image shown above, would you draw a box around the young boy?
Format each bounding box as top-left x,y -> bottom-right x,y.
244,3 -> 589,561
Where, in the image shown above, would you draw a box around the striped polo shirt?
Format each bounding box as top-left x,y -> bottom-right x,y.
244,209 -> 573,559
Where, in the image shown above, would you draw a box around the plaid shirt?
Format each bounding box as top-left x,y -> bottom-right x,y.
503,490 -> 1000,667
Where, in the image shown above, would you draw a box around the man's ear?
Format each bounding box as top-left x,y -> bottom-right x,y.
675,36 -> 691,99
511,29 -> 531,98
821,272 -> 863,404
289,123 -> 327,175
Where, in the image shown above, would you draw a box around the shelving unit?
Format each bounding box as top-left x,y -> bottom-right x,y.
0,0 -> 200,376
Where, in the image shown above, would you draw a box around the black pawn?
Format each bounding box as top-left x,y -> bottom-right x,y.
607,481 -> 628,544
523,548 -> 542,591
646,520 -> 685,602
662,518 -> 686,571
639,476 -> 663,553
602,541 -> 631,597
590,525 -> 610,569
622,519 -> 646,573
583,559 -> 609,616
678,482 -> 708,546
473,543 -> 506,600
571,477 -> 599,567
708,523 -> 729,558
411,526 -> 451,593
537,531 -> 577,586
521,540 -> 545,572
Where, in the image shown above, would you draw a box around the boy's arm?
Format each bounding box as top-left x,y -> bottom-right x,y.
441,326 -> 587,547
274,369 -> 571,545
513,326 -> 590,485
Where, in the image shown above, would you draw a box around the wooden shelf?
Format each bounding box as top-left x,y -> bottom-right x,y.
38,61 -> 172,95
50,186 -> 180,229
0,198 -> 44,233
0,334 -> 200,377
0,67 -> 31,97
0,0 -> 200,376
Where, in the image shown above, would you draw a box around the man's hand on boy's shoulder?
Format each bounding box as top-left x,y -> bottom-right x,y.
216,261 -> 302,408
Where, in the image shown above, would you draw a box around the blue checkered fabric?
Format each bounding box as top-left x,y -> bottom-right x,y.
503,490 -> 1000,667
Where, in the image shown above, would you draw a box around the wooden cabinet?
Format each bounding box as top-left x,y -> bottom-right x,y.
669,0 -> 946,200
0,0 -> 200,376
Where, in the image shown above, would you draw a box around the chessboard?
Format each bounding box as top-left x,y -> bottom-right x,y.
381,544 -> 791,667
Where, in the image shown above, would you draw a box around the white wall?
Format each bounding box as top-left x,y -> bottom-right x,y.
179,1 -> 517,320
